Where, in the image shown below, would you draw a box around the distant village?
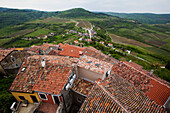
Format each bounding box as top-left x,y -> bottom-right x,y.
0,42 -> 169,113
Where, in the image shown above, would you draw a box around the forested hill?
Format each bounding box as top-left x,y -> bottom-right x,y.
56,8 -> 113,18
0,7 -> 57,28
104,12 -> 170,24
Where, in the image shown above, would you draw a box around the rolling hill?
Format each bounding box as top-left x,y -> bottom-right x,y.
103,12 -> 170,24
0,7 -> 57,28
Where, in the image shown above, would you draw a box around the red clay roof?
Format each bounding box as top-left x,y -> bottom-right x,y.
79,74 -> 167,113
83,46 -> 119,64
71,77 -> 94,96
48,50 -> 59,55
9,55 -> 78,94
39,43 -> 57,52
0,49 -> 14,61
78,55 -> 112,74
59,44 -> 85,58
111,61 -> 170,105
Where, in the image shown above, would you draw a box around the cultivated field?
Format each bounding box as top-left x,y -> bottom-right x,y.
77,21 -> 91,28
9,29 -> 35,37
110,34 -> 151,47
26,28 -> 54,37
28,17 -> 71,24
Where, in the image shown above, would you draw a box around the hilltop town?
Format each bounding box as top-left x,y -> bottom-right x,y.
0,42 -> 169,113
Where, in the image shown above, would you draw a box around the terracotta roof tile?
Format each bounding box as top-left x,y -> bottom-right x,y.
111,61 -> 170,105
83,46 -> 119,64
9,55 -> 78,94
78,55 -> 113,74
71,77 -> 94,95
79,74 -> 167,112
59,44 -> 85,58
0,49 -> 14,61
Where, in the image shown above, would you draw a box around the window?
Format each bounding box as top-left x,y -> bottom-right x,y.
39,93 -> 47,100
77,97 -> 82,103
19,96 -> 25,100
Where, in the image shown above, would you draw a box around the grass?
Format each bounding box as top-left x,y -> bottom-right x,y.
0,37 -> 15,46
77,21 -> 91,28
26,28 -> 54,37
9,29 -> 34,37
143,46 -> 170,56
27,17 -> 71,24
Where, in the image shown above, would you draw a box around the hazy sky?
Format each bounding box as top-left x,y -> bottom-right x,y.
0,0 -> 170,14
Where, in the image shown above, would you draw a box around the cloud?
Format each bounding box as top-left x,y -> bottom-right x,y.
0,0 -> 170,13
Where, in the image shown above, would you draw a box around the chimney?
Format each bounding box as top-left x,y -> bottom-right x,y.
149,69 -> 154,76
129,60 -> 132,63
41,57 -> 45,67
120,62 -> 123,66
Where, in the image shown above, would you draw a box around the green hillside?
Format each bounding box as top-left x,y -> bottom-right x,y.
104,12 -> 170,24
56,8 -> 112,19
0,7 -> 57,28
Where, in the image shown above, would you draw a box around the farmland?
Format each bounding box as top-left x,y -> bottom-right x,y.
77,21 -> 91,28
110,34 -> 151,47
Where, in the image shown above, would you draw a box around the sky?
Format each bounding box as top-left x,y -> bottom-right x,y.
0,0 -> 170,14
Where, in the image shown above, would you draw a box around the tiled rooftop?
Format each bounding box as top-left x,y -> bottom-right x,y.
59,44 -> 85,58
111,61 -> 170,105
79,74 -> 167,113
0,49 -> 14,61
48,50 -> 59,55
9,55 -> 78,94
78,84 -> 124,113
25,43 -> 58,54
39,43 -> 58,52
36,102 -> 58,113
78,55 -> 113,74
83,46 -> 119,64
71,77 -> 94,96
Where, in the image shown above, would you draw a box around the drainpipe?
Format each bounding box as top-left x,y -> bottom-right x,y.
61,94 -> 68,113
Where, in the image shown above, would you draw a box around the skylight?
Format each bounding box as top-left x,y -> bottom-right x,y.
87,61 -> 92,63
95,63 -> 100,67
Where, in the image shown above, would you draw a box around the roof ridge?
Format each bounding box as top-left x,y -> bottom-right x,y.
123,61 -> 170,88
95,81 -> 129,113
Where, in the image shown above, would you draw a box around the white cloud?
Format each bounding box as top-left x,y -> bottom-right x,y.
0,0 -> 170,13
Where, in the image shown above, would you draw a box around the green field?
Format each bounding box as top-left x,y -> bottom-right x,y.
26,28 -> 54,37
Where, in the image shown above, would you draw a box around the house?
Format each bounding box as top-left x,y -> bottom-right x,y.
59,44 -> 86,58
82,46 -> 119,64
108,43 -> 113,47
74,40 -> 79,44
111,61 -> 170,106
0,49 -> 30,76
9,55 -> 78,112
71,77 -> 94,108
25,43 -> 59,55
87,39 -> 92,42
39,43 -> 59,55
78,74 -> 167,113
77,55 -> 113,81
100,41 -> 104,45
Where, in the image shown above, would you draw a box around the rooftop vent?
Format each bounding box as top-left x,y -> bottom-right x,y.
71,50 -> 73,52
79,51 -> 83,55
